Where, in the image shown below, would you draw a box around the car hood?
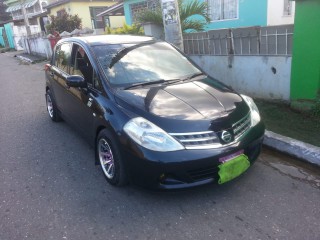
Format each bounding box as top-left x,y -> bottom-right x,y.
114,78 -> 249,132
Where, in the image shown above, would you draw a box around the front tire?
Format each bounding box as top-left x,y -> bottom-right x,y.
97,129 -> 127,186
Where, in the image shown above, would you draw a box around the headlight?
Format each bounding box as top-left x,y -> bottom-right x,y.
241,95 -> 261,127
123,117 -> 184,152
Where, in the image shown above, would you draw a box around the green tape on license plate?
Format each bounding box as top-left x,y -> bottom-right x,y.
218,154 -> 250,184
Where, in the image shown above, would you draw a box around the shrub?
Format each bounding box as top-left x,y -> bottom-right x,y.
46,9 -> 82,33
105,23 -> 144,35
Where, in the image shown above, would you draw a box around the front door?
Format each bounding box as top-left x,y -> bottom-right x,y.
64,44 -> 102,140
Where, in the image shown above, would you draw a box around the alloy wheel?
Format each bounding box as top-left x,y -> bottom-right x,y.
46,93 -> 54,118
98,138 -> 115,179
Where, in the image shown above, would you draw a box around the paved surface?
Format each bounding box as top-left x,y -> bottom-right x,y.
1,52 -> 320,240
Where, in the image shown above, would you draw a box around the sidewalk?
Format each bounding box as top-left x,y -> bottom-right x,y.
14,52 -> 320,167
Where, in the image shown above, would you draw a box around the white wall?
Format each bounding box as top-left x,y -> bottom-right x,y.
12,25 -> 41,50
24,37 -> 52,59
267,0 -> 295,26
190,55 -> 291,101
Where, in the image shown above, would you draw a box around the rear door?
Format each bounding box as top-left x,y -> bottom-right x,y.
49,43 -> 72,115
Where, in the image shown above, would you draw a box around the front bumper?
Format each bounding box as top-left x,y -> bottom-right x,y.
121,122 -> 265,189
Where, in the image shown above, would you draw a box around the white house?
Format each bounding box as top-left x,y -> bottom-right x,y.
267,0 -> 295,26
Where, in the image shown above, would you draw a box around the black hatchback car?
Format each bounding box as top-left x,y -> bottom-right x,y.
45,35 -> 265,189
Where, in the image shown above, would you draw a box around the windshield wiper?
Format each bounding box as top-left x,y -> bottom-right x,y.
124,80 -> 166,90
182,72 -> 206,81
123,79 -> 181,90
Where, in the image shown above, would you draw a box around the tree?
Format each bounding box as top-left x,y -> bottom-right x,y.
0,0 -> 11,22
137,0 -> 210,33
46,10 -> 82,33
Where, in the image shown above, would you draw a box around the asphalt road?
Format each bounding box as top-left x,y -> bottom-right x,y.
0,52 -> 319,240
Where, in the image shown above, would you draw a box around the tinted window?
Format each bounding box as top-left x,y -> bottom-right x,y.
55,43 -> 72,73
70,44 -> 102,91
93,42 -> 201,87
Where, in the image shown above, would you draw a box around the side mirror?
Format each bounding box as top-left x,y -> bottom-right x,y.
66,75 -> 87,88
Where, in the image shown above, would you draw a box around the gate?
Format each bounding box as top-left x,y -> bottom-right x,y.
0,27 -> 5,47
4,23 -> 15,49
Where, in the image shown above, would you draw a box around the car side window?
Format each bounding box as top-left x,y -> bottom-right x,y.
71,44 -> 102,91
55,43 -> 72,73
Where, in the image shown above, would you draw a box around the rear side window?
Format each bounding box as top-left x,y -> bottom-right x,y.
54,43 -> 72,73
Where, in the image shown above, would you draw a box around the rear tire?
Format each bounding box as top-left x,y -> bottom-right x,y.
97,129 -> 127,187
46,89 -> 62,122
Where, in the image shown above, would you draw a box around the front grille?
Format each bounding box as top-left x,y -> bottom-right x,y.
170,131 -> 218,149
170,113 -> 251,149
232,112 -> 251,139
187,166 -> 218,181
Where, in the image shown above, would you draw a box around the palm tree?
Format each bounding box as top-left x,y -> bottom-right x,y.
137,0 -> 210,33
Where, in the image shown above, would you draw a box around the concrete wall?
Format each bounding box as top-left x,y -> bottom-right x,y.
12,25 -> 41,50
190,55 -> 291,101
267,0 -> 295,26
109,16 -> 126,28
23,36 -> 52,59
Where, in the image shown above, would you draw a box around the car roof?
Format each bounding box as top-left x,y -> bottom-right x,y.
59,35 -> 156,46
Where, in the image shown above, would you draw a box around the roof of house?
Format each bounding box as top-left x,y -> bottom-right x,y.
45,0 -> 113,10
96,2 -> 124,17
5,0 -> 39,12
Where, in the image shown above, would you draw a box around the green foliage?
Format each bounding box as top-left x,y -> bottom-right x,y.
137,8 -> 163,27
136,0 -> 210,32
105,23 -> 144,35
46,10 -> 82,33
0,0 -> 11,22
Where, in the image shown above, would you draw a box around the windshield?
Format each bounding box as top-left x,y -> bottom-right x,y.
93,42 -> 201,88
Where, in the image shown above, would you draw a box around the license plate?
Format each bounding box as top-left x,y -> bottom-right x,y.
219,150 -> 244,163
218,153 -> 250,184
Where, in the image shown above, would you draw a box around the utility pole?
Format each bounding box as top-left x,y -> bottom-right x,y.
161,0 -> 184,51
21,0 -> 31,36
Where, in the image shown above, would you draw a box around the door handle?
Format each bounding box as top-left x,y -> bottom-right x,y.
87,97 -> 93,107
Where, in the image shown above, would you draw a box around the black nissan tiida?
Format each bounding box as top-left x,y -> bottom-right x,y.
45,35 -> 265,189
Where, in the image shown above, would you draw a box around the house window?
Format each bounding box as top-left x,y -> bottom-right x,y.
208,0 -> 238,21
283,0 -> 292,16
129,0 -> 158,23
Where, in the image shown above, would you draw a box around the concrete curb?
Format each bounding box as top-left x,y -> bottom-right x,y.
15,53 -> 46,64
16,55 -> 34,63
263,130 -> 320,167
